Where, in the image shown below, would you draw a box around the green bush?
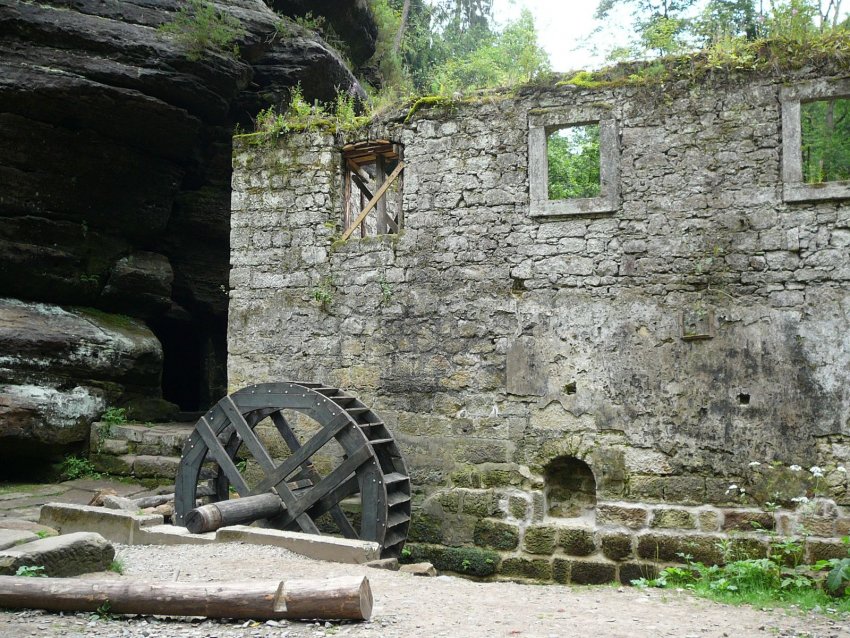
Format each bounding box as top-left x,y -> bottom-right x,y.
158,0 -> 246,61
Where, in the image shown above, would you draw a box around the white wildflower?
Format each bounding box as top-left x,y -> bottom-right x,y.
789,464 -> 802,472
837,466 -> 847,474
748,461 -> 761,467
810,465 -> 824,478
790,496 -> 809,504
725,484 -> 738,494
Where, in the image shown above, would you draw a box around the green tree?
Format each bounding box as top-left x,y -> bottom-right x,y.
801,98 -> 850,183
595,0 -> 698,55
428,9 -> 550,92
694,0 -> 761,43
547,125 -> 601,200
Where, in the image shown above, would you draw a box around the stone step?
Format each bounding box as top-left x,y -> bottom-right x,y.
91,422 -> 195,458
90,454 -> 183,480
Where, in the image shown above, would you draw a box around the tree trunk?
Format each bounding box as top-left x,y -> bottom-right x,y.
393,0 -> 412,55
0,575 -> 373,621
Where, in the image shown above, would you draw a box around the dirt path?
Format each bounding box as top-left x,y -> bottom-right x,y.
0,543 -> 847,638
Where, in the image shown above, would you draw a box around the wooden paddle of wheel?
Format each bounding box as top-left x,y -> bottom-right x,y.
174,382 -> 411,559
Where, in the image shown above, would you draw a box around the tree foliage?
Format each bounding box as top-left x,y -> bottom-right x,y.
801,98 -> 850,183
367,0 -> 549,95
547,125 -> 601,200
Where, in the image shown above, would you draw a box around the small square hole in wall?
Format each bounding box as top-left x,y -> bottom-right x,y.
680,308 -> 714,341
738,393 -> 751,406
547,124 -> 601,200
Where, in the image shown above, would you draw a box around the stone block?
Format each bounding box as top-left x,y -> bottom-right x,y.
530,492 -> 546,522
39,503 -> 162,545
523,525 -> 558,555
0,532 -> 114,577
133,455 -> 181,479
500,557 -> 553,581
569,560 -> 617,585
0,529 -> 38,550
400,562 -> 437,577
727,537 -> 769,561
408,513 -> 443,544
698,510 -> 721,531
597,504 -> 648,530
402,543 -> 499,577
473,519 -> 519,551
661,477 -> 706,504
0,520 -> 57,537
650,508 -> 696,529
798,515 -> 836,537
90,454 -> 136,476
461,490 -> 500,518
722,510 -> 775,533
619,562 -> 659,585
436,491 -> 461,513
836,517 -> 850,536
636,533 -> 724,565
366,558 -> 399,571
480,467 -> 526,488
101,495 -> 138,511
807,539 -> 850,563
134,525 -> 215,546
101,439 -> 129,455
601,533 -> 633,561
628,476 -> 665,500
559,527 -> 596,556
508,495 -> 530,520
215,526 -> 380,564
552,558 -> 570,584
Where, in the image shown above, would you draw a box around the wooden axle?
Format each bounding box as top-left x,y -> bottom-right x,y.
184,492 -> 285,533
0,575 -> 373,621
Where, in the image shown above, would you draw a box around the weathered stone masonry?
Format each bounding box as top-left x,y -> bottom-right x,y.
230,65 -> 850,583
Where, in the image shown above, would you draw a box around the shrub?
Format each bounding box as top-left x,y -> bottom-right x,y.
158,0 -> 246,61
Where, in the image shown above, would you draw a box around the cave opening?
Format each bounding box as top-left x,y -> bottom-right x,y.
148,316 -> 205,413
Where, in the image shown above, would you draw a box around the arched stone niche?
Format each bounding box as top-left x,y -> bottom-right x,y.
544,456 -> 597,518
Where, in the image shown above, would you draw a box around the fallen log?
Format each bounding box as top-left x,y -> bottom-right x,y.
0,575 -> 373,620
184,493 -> 285,533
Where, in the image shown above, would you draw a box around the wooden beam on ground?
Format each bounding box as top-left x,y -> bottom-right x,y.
184,493 -> 285,533
341,162 -> 405,241
0,575 -> 374,621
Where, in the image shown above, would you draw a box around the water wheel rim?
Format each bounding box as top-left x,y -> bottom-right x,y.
174,382 -> 410,557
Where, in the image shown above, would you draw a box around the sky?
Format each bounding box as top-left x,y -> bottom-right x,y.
490,0 -> 850,72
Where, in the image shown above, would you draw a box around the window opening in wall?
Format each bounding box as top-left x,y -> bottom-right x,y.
340,140 -> 405,241
544,456 -> 597,518
801,98 -> 850,184
547,124 -> 600,200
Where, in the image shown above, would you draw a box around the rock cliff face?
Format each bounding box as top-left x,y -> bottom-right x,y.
0,0 -> 376,474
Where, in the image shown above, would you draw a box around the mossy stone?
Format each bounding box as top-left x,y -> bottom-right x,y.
636,533 -> 724,564
619,562 -> 658,585
569,561 -> 617,585
401,543 -> 499,577
408,513 -> 443,544
480,468 -> 524,488
500,557 -> 553,581
559,528 -> 596,556
698,510 -> 721,531
473,519 -> 519,550
523,525 -> 558,555
552,558 -> 570,584
650,509 -> 696,529
601,533 -> 633,561
462,490 -> 500,518
437,491 -> 461,513
508,495 -> 529,520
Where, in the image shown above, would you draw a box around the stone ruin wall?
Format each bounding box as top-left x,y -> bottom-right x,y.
229,65 -> 850,583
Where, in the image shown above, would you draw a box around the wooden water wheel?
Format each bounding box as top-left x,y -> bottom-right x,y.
174,382 -> 411,558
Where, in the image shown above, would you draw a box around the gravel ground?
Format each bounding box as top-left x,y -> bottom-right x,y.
0,542 -> 848,638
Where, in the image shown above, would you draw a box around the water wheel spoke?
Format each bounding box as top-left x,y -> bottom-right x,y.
303,475 -> 359,520
194,416 -> 250,496
276,444 -> 372,526
221,396 -> 275,471
252,413 -> 352,495
269,411 -> 358,538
